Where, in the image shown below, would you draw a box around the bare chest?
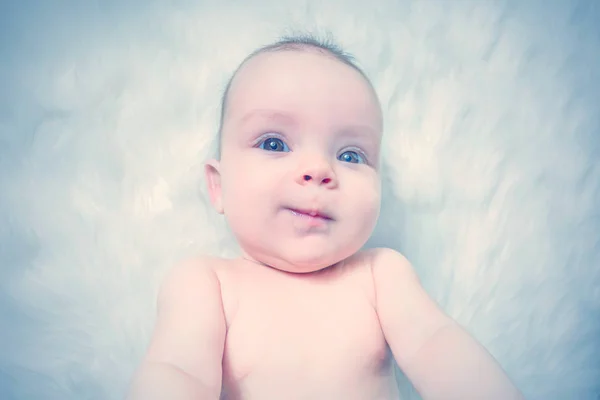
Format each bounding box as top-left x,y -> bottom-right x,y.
216,261 -> 397,399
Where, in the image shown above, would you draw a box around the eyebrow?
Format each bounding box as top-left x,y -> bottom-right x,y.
238,110 -> 298,126
238,109 -> 380,136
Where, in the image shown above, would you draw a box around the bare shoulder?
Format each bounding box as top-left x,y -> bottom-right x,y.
158,256 -> 224,304
367,248 -> 452,366
364,247 -> 420,285
162,254 -> 225,280
143,255 -> 226,390
364,247 -> 410,263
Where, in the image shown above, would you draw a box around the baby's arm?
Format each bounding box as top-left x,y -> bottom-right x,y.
371,248 -> 524,400
127,258 -> 226,400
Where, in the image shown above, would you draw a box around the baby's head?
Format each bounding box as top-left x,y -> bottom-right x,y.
205,35 -> 383,273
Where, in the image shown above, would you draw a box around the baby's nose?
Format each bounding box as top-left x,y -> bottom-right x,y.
296,162 -> 338,188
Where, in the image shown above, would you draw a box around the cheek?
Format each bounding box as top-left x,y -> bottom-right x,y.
220,155 -> 284,208
362,187 -> 381,220
351,174 -> 382,226
345,170 -> 381,204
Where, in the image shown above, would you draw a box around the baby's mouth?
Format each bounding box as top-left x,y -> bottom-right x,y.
286,207 -> 333,221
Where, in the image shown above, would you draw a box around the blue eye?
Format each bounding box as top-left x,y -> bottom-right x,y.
258,137 -> 290,152
338,150 -> 365,164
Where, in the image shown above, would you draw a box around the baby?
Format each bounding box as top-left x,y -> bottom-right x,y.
127,35 -> 524,400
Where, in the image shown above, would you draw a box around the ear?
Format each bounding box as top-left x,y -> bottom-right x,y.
204,159 -> 224,214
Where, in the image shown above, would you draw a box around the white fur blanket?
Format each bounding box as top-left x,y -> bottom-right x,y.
0,1 -> 598,399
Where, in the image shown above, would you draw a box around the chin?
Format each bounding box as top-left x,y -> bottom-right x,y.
279,259 -> 332,274
238,231 -> 370,274
267,245 -> 358,274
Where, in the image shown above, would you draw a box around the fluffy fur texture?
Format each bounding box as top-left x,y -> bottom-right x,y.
0,0 -> 598,399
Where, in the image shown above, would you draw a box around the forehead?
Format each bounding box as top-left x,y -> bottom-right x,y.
224,50 -> 382,134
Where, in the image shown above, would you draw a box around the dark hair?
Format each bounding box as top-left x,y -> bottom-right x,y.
215,33 -> 372,157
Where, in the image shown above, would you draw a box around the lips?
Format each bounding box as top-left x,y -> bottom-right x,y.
287,207 -> 333,220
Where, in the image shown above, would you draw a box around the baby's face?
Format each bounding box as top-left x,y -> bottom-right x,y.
206,50 -> 382,273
